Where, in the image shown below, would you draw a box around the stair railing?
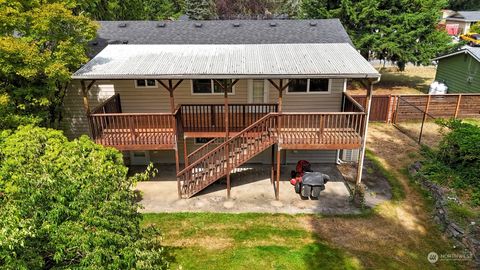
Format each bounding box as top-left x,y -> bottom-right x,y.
177,113 -> 278,198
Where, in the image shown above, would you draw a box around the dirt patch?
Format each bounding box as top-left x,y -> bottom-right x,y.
338,159 -> 392,207
394,121 -> 447,149
168,236 -> 234,250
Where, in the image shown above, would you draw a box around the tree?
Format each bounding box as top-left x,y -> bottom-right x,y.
185,0 -> 217,19
448,0 -> 480,10
471,22 -> 480,33
302,0 -> 455,71
0,1 -> 97,128
0,126 -> 170,269
75,0 -> 185,20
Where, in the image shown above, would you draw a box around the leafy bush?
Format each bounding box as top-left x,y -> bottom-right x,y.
0,126 -> 170,269
420,119 -> 480,206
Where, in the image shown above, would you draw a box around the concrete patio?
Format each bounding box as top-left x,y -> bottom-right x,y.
133,163 -> 362,214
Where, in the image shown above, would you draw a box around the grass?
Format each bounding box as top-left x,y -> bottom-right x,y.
446,201 -> 480,228
348,66 -> 435,95
142,213 -> 362,270
138,125 -> 474,269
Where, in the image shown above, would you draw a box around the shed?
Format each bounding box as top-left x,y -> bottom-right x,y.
433,47 -> 480,93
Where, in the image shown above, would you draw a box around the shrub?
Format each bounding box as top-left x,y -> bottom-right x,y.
0,126 -> 170,269
421,119 -> 480,206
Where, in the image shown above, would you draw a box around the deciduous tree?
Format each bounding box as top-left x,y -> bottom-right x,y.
0,126 -> 170,269
0,1 -> 97,127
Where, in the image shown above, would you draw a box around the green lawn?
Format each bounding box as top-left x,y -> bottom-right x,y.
142,213 -> 362,270
142,212 -> 467,270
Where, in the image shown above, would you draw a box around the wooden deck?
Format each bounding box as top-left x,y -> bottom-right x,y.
88,98 -> 365,151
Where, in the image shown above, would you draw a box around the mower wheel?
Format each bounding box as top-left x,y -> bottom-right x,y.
295,182 -> 301,194
301,184 -> 311,198
311,186 -> 322,198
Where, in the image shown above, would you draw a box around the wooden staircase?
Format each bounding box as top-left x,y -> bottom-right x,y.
177,113 -> 277,198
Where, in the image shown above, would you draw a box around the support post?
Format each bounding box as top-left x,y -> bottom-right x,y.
266,79 -> 290,201
454,94 -> 462,119
275,148 -> 281,200
224,80 -> 231,199
271,144 -> 275,184
355,81 -> 374,188
157,79 -> 183,198
81,80 -> 96,138
418,95 -> 431,144
183,136 -> 188,167
80,80 -> 91,115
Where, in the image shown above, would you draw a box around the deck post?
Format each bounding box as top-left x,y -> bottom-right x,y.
157,79 -> 183,198
224,80 -> 231,199
80,80 -> 96,137
267,79 -> 290,201
271,144 -> 275,184
355,80 -> 374,190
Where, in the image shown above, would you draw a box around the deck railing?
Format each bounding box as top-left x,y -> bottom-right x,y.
180,104 -> 278,132
343,93 -> 365,113
91,94 -> 122,114
178,113 -> 278,197
89,113 -> 176,149
279,112 -> 365,148
87,95 -> 365,151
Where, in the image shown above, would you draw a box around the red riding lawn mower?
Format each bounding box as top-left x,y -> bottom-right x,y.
290,160 -> 330,199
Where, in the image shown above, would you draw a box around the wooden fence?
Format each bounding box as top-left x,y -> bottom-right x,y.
351,94 -> 480,123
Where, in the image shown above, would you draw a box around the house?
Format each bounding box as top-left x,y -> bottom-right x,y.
445,11 -> 480,35
64,19 -> 380,199
433,46 -> 480,93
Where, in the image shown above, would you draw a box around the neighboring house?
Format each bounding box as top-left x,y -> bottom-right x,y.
64,19 -> 380,199
445,11 -> 480,35
433,47 -> 480,93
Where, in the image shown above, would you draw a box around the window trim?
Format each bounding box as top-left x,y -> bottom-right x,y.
286,79 -> 331,94
134,79 -> 158,88
191,79 -> 236,95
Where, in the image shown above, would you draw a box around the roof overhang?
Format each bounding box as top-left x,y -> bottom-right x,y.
433,48 -> 480,63
73,44 -> 380,80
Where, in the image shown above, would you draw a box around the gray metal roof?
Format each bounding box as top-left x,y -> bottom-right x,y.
433,46 -> 480,63
89,19 -> 353,56
446,11 -> 480,22
73,43 -> 380,80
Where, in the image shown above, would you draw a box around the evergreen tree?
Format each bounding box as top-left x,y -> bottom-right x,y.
185,0 -> 217,20
448,0 -> 480,11
302,0 -> 455,71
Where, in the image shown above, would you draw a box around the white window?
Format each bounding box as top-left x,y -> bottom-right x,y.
135,79 -> 157,88
287,79 -> 330,94
191,79 -> 235,95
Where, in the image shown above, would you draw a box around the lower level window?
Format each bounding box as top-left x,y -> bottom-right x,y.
194,138 -> 214,144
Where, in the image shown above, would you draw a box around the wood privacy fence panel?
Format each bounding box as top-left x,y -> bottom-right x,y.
352,95 -> 393,122
350,94 -> 480,123
458,95 -> 480,117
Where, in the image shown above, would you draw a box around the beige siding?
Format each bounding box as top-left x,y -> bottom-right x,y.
286,150 -> 337,164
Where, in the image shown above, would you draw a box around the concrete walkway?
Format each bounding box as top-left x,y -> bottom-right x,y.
133,164 -> 361,214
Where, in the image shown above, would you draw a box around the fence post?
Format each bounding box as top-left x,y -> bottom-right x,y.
418,95 -> 431,144
393,96 -> 400,124
454,94 -> 462,119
